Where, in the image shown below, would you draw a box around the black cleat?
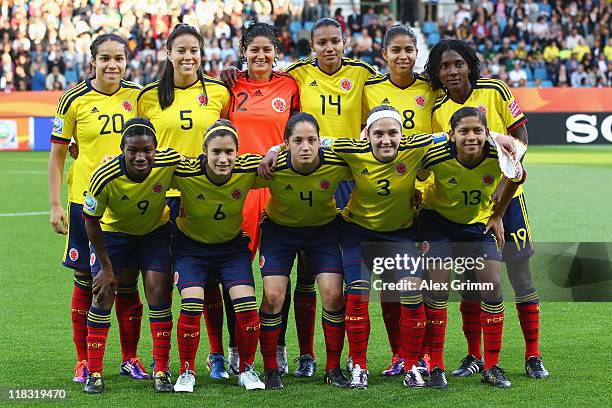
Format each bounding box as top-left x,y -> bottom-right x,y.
264,369 -> 284,390
83,372 -> 104,394
293,354 -> 317,378
525,356 -> 549,379
452,355 -> 484,377
323,368 -> 350,388
427,367 -> 448,389
153,371 -> 174,392
481,365 -> 511,388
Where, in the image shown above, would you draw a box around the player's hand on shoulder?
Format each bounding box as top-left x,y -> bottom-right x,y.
484,216 -> 505,250
50,204 -> 68,235
100,155 -> 116,164
258,150 -> 278,180
220,66 -> 239,88
68,142 -> 79,160
411,189 -> 423,211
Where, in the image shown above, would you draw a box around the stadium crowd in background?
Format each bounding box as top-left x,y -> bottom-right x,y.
0,0 -> 611,92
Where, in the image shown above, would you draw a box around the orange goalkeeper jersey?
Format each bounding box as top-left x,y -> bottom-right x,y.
229,70 -> 300,155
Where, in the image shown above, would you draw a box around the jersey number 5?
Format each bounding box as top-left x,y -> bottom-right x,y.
180,110 -> 193,130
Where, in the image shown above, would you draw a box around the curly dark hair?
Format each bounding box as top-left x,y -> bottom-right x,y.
239,22 -> 281,66
424,39 -> 480,91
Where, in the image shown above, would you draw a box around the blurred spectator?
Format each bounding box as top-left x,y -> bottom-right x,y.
509,60 -> 528,87
571,64 -> 588,87
348,5 -> 362,33
45,64 -> 66,90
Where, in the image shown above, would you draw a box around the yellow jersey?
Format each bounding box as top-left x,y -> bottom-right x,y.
362,73 -> 436,135
83,148 -> 181,235
431,78 -> 527,197
285,57 -> 378,139
421,141 -> 524,224
255,148 -> 351,227
171,154 -> 261,244
326,134 -> 435,231
51,79 -> 141,204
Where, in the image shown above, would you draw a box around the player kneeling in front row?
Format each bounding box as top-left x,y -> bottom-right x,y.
417,107 -> 527,388
82,118 -> 180,393
256,113 -> 351,389
171,120 -> 265,392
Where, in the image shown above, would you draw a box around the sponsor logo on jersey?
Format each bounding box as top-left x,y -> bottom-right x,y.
122,100 -> 133,112
483,174 -> 495,185
121,194 -> 130,200
69,248 -> 79,262
253,89 -> 263,97
271,97 -> 287,113
90,253 -> 96,266
478,105 -> 488,115
91,107 -> 99,113
361,168 -> 370,175
198,94 -> 208,106
196,193 -> 205,200
152,183 -> 163,193
448,177 -> 457,184
231,189 -> 242,200
414,96 -> 427,108
381,98 -> 390,104
284,184 -> 293,191
508,100 -> 522,118
84,193 -> 97,212
396,162 -> 408,175
340,78 -> 353,91
319,179 -> 330,191
52,116 -> 64,135
309,80 -> 318,86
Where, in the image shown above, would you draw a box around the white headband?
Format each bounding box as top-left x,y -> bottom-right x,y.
366,110 -> 403,128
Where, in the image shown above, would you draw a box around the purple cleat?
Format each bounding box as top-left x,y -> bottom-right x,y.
73,360 -> 89,383
418,354 -> 431,377
381,354 -> 405,377
120,357 -> 151,379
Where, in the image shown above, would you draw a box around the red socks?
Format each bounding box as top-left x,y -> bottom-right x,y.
259,310 -> 282,370
203,285 -> 224,355
424,300 -> 447,370
481,301 -> 505,369
322,308 -> 345,370
233,297 -> 260,372
86,306 -> 111,374
72,275 -> 92,362
115,285 -> 142,362
399,294 -> 426,369
516,296 -> 541,359
177,298 -> 203,374
149,304 -> 172,373
294,281 -> 317,358
345,293 -> 370,369
460,299 -> 482,360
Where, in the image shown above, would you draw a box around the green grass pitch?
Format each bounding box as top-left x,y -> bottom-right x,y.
0,146 -> 611,407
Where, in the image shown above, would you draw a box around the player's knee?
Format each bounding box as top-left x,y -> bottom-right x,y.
506,258 -> 534,295
264,287 -> 286,309
319,286 -> 343,310
145,281 -> 172,304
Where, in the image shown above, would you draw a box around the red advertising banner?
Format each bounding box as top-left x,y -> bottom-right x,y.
0,91 -> 63,118
512,88 -> 612,113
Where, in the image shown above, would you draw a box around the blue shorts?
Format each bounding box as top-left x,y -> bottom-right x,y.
259,217 -> 342,277
90,223 -> 172,277
418,209 -> 502,262
340,219 -> 422,287
172,229 -> 254,291
502,193 -> 534,262
334,180 -> 354,210
63,202 -> 90,272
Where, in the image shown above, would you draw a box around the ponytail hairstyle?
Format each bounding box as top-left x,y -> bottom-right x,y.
203,119 -> 239,150
89,33 -> 129,78
284,112 -> 320,142
120,117 -> 157,150
158,24 -> 207,110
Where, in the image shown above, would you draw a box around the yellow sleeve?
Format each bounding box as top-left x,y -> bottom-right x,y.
219,87 -> 230,119
83,186 -> 108,219
51,100 -> 76,143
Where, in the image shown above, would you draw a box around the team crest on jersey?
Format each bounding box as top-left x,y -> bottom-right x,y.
122,100 -> 133,112
84,193 -> 97,213
478,105 -> 488,115
340,78 -> 352,91
259,255 -> 266,269
198,94 -> 208,106
152,183 -> 163,193
271,97 -> 287,113
231,189 -> 242,200
483,174 -> 495,185
52,116 -> 64,135
396,162 -> 408,175
69,248 -> 79,262
414,96 -> 427,108
90,253 -> 96,267
319,179 -> 331,191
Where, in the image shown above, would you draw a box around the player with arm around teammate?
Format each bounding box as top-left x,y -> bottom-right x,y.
82,118 -> 181,393
417,106 -> 527,389
170,120 -> 265,392
256,113 -> 351,390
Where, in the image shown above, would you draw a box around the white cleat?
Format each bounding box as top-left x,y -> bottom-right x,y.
238,365 -> 266,391
403,365 -> 426,388
277,345 -> 288,376
174,363 -> 196,393
228,346 -> 240,376
350,364 -> 368,390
